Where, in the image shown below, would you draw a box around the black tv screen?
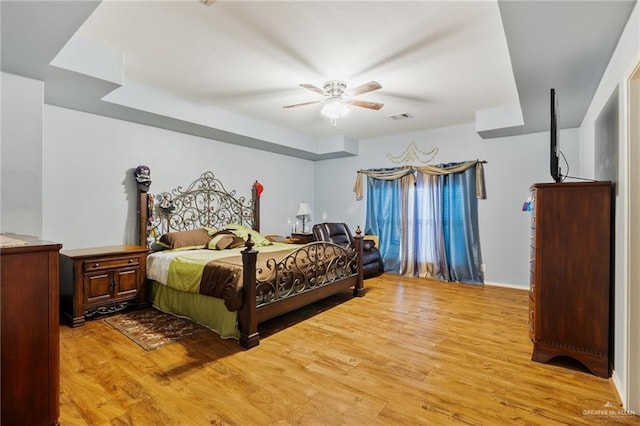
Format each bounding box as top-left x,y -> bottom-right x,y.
550,88 -> 561,183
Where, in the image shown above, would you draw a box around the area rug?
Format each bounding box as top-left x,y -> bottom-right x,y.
104,308 -> 207,351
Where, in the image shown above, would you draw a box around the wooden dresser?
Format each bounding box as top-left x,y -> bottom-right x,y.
529,181 -> 612,377
1,235 -> 62,426
59,245 -> 149,326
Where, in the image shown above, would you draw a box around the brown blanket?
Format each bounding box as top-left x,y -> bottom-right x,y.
198,249 -> 294,311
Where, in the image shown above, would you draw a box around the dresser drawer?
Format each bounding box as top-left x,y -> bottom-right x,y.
83,255 -> 139,272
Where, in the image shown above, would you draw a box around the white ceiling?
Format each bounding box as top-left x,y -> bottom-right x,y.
74,0 -> 519,140
1,0 -> 636,159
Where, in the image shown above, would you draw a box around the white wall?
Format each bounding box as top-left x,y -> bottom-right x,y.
1,72 -> 44,236
314,122 -> 579,287
578,0 -> 639,409
0,69 -> 581,289
42,105 -> 314,250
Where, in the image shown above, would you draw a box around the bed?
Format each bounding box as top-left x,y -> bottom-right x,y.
138,171 -> 364,348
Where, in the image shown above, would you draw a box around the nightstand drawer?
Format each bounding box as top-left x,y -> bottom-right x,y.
84,255 -> 139,272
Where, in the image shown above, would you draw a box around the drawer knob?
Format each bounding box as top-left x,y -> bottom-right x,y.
93,263 -> 100,268
128,259 -> 133,263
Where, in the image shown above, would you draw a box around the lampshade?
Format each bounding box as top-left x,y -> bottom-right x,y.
296,202 -> 312,218
321,98 -> 351,120
296,202 -> 312,233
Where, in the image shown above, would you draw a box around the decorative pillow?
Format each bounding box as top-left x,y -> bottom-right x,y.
157,228 -> 212,250
207,230 -> 245,250
150,241 -> 169,252
224,223 -> 273,247
208,234 -> 234,250
203,227 -> 219,235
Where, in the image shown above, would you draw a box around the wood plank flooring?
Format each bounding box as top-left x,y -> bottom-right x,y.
59,274 -> 637,425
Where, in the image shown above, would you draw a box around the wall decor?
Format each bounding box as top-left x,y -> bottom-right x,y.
387,141 -> 438,164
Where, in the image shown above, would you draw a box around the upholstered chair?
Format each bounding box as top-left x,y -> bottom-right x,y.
312,222 -> 384,279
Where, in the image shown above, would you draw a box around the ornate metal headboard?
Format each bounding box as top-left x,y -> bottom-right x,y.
138,171 -> 261,246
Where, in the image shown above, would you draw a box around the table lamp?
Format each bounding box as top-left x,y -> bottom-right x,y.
296,202 -> 312,233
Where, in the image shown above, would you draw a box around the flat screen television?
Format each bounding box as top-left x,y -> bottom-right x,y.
550,88 -> 562,183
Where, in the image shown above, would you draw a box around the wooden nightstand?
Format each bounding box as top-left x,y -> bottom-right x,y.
59,245 -> 150,326
290,232 -> 315,244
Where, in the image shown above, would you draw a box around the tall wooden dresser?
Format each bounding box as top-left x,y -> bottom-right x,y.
529,181 -> 612,377
1,235 -> 62,425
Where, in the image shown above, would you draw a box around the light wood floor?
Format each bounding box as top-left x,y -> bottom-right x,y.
59,274 -> 637,425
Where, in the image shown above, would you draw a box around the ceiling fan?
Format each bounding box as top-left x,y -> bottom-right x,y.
283,80 -> 384,123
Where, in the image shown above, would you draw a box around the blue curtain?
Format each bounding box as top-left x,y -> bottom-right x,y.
365,173 -> 402,273
364,163 -> 483,284
411,172 -> 449,280
442,166 -> 483,284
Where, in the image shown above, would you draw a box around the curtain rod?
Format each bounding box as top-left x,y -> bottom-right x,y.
357,160 -> 487,173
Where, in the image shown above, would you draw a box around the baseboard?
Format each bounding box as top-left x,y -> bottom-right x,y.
611,369 -> 627,408
484,281 -> 528,290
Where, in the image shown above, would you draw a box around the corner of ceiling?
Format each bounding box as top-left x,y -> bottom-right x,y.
43,35 -> 360,161
50,36 -> 123,86
475,103 -> 525,139
1,0 -> 362,162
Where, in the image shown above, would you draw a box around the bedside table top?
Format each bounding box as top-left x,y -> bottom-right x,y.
290,232 -> 315,244
60,244 -> 149,259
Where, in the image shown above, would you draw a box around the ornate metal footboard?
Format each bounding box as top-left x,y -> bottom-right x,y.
239,236 -> 364,349
255,241 -> 359,306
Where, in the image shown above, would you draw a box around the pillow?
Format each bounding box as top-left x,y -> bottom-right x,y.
207,230 -> 245,250
203,227 -> 219,235
157,228 -> 212,250
208,234 -> 234,250
150,241 -> 170,252
224,223 -> 273,247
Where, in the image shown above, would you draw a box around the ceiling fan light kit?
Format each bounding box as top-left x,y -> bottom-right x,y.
283,80 -> 384,124
321,98 -> 351,123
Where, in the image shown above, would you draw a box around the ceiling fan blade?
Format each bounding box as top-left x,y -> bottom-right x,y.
299,84 -> 326,96
282,100 -> 321,109
347,81 -> 382,97
349,99 -> 384,110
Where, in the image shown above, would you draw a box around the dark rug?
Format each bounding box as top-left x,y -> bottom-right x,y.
104,308 -> 207,351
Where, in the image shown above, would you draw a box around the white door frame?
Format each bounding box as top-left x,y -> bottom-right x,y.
626,62 -> 639,413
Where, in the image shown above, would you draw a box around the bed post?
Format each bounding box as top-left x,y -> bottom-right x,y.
252,181 -> 261,232
138,191 -> 148,247
239,236 -> 260,348
353,226 -> 365,297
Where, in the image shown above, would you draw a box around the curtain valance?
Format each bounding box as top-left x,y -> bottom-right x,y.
354,160 -> 486,200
